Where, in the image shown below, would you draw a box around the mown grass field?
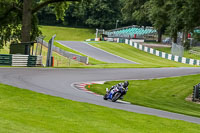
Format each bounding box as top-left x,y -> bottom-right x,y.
39,26 -> 95,41
0,83 -> 200,133
86,74 -> 200,118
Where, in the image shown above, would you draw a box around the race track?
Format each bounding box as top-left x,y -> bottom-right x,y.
0,67 -> 200,124
57,41 -> 137,64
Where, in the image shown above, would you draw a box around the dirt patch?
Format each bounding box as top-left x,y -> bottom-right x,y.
185,94 -> 200,104
141,43 -> 171,48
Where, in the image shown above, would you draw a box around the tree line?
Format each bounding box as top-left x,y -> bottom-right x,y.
0,0 -> 200,48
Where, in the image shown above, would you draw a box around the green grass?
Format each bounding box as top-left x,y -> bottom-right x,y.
39,25 -> 95,41
40,43 -> 85,67
0,43 -> 84,67
52,41 -> 195,68
0,83 -> 200,132
40,25 -> 107,65
89,42 -> 192,67
86,74 -> 200,118
39,25 -> 194,68
155,47 -> 200,60
0,44 -> 10,54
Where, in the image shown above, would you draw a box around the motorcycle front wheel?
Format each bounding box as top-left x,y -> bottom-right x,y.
103,93 -> 108,100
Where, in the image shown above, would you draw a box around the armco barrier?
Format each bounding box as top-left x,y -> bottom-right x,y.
28,55 -> 37,67
12,54 -> 29,66
0,54 -> 42,67
0,54 -> 12,66
99,37 -> 200,66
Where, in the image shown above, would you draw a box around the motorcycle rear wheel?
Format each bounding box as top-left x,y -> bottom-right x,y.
112,92 -> 121,102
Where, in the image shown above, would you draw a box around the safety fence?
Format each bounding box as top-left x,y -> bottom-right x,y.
0,54 -> 43,67
193,84 -> 200,101
37,38 -> 88,64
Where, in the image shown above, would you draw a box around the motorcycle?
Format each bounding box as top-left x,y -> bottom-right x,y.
103,86 -> 124,102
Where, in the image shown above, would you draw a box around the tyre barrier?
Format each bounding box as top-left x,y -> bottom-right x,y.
193,84 -> 200,101
0,54 -> 43,67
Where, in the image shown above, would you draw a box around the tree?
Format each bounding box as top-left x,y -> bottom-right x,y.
77,0 -> 122,29
122,0 -> 150,26
145,0 -> 171,42
167,0 -> 200,44
0,0 -> 78,48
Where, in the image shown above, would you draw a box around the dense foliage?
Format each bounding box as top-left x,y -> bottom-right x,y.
0,0 -> 77,48
122,0 -> 200,43
38,0 -> 122,29
1,0 -> 200,48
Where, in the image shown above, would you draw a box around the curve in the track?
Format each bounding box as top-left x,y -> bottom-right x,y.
0,67 -> 200,124
57,41 -> 137,64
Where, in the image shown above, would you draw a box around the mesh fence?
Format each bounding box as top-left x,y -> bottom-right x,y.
36,37 -> 88,64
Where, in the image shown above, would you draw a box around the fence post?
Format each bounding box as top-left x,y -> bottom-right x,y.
46,35 -> 56,67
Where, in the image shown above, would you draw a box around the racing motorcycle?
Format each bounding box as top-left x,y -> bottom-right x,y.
103,86 -> 124,102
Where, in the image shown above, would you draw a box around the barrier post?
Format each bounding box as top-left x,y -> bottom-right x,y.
51,56 -> 54,67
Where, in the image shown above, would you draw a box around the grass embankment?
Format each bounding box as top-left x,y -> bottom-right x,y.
155,47 -> 200,60
0,83 -> 200,132
52,41 -> 193,68
39,26 -> 95,41
89,42 -> 192,68
40,44 -> 84,67
40,25 -> 105,65
86,74 -> 200,117
54,42 -> 106,65
39,25 -> 195,67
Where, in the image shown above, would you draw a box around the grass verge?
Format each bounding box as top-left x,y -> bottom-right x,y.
0,83 -> 200,132
86,74 -> 200,118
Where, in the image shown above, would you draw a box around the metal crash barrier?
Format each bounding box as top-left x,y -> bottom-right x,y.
0,54 -> 43,67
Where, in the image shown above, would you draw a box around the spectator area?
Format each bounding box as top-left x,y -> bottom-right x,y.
105,25 -> 157,39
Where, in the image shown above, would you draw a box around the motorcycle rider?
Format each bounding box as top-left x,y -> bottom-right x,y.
107,81 -> 129,99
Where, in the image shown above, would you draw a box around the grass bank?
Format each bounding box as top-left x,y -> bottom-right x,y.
89,42 -> 192,67
39,26 -> 95,41
0,83 -> 200,132
40,26 -> 194,68
86,74 -> 200,117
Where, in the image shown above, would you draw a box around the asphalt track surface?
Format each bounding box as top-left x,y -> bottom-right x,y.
57,41 -> 137,64
0,67 -> 200,124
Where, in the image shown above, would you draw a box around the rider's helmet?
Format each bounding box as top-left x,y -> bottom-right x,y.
123,81 -> 129,88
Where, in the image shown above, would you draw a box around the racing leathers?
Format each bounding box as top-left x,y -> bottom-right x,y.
108,83 -> 128,99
